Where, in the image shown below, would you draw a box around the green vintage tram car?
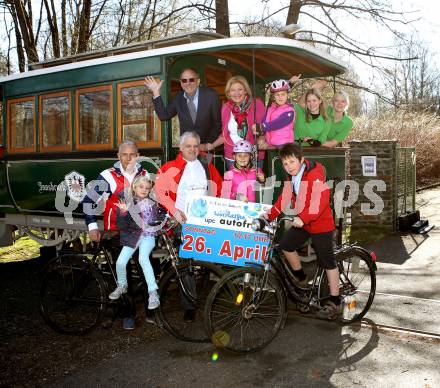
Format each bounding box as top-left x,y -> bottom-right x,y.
0,31 -> 347,248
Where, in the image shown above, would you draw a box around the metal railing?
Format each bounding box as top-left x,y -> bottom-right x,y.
396,147 -> 416,215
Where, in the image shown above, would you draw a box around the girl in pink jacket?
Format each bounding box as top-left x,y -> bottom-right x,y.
254,79 -> 295,149
222,140 -> 265,203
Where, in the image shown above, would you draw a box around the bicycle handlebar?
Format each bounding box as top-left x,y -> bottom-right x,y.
155,216 -> 180,235
93,215 -> 179,252
251,216 -> 296,237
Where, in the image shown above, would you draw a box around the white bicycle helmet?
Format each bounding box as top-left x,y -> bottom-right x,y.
270,79 -> 290,93
233,140 -> 253,154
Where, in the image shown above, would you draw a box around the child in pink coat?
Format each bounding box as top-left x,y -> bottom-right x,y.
253,79 -> 295,150
222,140 -> 265,203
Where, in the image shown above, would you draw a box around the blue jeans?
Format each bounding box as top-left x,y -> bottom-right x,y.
115,236 -> 158,293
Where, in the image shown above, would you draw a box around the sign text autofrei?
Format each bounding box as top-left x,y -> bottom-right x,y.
179,196 -> 272,266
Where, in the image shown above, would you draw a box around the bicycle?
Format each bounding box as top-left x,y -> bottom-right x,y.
39,218 -> 223,342
204,217 -> 377,353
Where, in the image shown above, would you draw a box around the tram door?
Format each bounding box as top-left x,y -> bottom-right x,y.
169,65 -> 232,175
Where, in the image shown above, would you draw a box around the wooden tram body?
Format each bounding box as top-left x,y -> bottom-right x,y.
0,32 -> 347,247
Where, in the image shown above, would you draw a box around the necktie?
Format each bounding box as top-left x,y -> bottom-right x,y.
186,94 -> 197,123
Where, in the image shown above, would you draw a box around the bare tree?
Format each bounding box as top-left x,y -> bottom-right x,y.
215,0 -> 229,36
2,0 -> 121,68
43,0 -> 60,57
1,3 -> 15,74
105,0 -> 212,46
5,0 -> 40,64
77,0 -> 91,53
0,0 -> 230,71
3,0 -> 103,65
286,0 -> 301,24
381,36 -> 440,112
0,49 -> 9,75
237,16 -> 283,37
226,0 -> 421,107
232,1 -> 418,65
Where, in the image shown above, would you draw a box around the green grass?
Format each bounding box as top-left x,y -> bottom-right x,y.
0,236 -> 42,263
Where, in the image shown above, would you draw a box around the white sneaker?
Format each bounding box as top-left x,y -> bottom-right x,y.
109,284 -> 128,300
148,290 -> 160,310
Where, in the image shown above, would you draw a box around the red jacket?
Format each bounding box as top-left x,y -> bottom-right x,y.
83,162 -> 148,231
155,153 -> 223,216
268,160 -> 335,234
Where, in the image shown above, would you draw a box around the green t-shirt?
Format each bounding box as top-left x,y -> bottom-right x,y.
327,106 -> 353,142
294,103 -> 331,146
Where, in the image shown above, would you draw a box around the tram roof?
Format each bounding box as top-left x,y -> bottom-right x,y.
0,36 -> 346,84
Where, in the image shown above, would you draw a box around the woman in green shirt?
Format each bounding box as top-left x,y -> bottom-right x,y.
322,91 -> 353,148
294,88 -> 332,147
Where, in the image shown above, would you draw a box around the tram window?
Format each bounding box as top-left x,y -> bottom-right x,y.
76,85 -> 113,150
7,97 -> 36,153
117,80 -> 160,147
40,92 -> 71,151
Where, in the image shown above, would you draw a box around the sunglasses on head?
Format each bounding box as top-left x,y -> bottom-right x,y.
180,78 -> 197,83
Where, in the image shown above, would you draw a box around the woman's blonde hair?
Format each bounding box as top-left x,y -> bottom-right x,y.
131,174 -> 153,196
305,88 -> 328,122
225,76 -> 252,100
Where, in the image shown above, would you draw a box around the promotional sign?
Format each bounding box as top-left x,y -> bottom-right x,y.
179,196 -> 272,267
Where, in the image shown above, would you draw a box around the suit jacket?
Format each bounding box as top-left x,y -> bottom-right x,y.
153,86 -> 221,143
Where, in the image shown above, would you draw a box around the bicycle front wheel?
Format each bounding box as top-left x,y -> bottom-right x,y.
205,267 -> 286,353
40,254 -> 107,335
157,260 -> 223,343
319,247 -> 376,324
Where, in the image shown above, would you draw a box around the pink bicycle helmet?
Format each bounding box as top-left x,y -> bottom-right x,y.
270,79 -> 290,93
233,140 -> 253,154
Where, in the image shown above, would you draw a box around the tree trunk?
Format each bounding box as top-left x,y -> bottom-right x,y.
77,0 -> 92,53
61,0 -> 68,56
286,0 -> 302,25
70,0 -> 81,54
43,0 -> 61,58
12,0 -> 39,64
8,5 -> 26,72
216,0 -> 230,37
138,0 -> 152,40
147,0 -> 158,40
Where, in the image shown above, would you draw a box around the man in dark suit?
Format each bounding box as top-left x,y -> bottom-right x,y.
144,68 -> 221,144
